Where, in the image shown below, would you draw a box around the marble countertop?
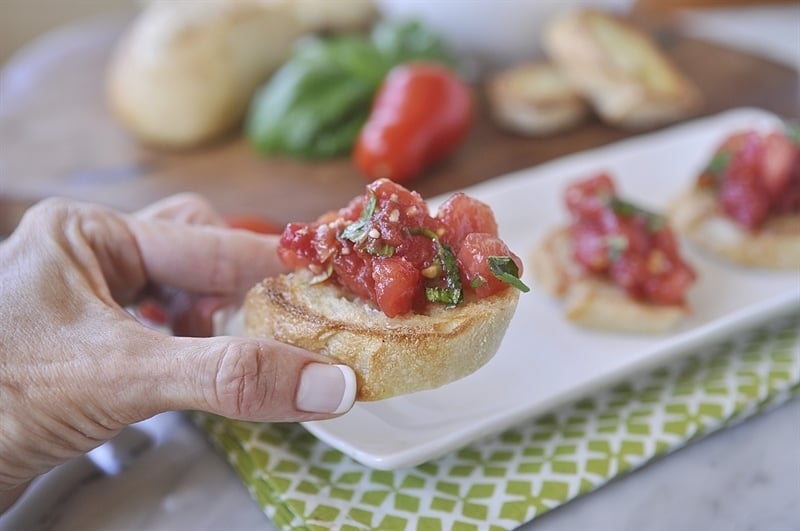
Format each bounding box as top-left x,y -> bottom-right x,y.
1,4 -> 799,531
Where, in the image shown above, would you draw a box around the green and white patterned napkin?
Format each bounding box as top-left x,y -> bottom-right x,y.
194,311 -> 800,531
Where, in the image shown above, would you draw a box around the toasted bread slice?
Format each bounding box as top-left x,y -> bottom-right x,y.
487,62 -> 591,136
243,271 -> 520,401
530,228 -> 687,334
543,9 -> 702,129
668,185 -> 800,269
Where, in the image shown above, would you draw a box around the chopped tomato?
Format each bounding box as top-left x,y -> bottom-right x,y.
457,233 -> 523,299
437,193 -> 498,253
278,179 -> 526,316
372,258 -> 420,318
702,128 -> 800,229
566,174 -> 696,306
354,63 -> 474,184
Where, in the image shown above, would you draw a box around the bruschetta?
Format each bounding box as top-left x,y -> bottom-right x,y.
244,179 -> 528,400
530,173 -> 696,334
669,126 -> 800,269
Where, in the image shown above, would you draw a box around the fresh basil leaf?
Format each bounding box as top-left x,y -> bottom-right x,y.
470,275 -> 486,289
340,191 -> 377,243
366,242 -> 395,257
607,197 -> 665,233
785,121 -> 800,145
707,151 -> 732,176
409,226 -> 463,306
488,256 -> 530,293
437,242 -> 463,305
605,234 -> 629,262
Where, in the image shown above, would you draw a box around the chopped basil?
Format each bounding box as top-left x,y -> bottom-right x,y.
340,190 -> 377,243
786,121 -> 800,145
408,226 -> 463,306
488,256 -> 530,293
606,197 -> 665,233
707,150 -> 732,177
470,275 -> 487,289
605,234 -> 629,262
366,241 -> 395,257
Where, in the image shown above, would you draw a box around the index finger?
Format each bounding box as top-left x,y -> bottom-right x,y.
126,216 -> 288,297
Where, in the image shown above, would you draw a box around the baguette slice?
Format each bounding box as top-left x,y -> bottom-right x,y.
244,271 -> 520,401
530,228 -> 687,334
107,0 -> 376,148
543,8 -> 702,129
487,62 -> 591,136
668,185 -> 800,269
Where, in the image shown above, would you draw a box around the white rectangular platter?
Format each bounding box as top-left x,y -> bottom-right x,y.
296,108 -> 800,470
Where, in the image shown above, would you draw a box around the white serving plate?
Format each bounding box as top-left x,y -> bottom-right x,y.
238,108 -> 800,470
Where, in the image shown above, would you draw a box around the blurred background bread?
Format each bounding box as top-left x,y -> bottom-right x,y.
543,8 -> 703,129
105,0 -> 376,149
487,62 -> 591,136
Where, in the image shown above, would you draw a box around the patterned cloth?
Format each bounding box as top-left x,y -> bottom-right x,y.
195,311 -> 799,531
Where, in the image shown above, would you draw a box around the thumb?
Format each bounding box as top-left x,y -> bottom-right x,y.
129,333 -> 357,423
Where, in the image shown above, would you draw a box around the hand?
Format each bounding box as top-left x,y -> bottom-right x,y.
0,194 -> 356,507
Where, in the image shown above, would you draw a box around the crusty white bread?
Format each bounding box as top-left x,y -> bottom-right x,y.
530,228 -> 687,334
243,271 -> 519,401
668,185 -> 800,269
542,8 -> 702,129
107,0 -> 376,148
486,62 -> 591,136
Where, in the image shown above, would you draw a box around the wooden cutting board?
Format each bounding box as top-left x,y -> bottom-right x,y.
1,11 -> 797,235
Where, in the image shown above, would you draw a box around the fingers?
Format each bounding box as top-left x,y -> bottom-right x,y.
135,193 -> 226,226
125,217 -> 286,297
125,332 -> 356,423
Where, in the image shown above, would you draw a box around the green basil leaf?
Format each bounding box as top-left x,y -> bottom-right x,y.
785,121 -> 800,145
605,234 -> 629,262
488,256 -> 530,293
409,226 -> 463,306
707,151 -> 732,176
607,197 -> 665,233
340,191 -> 377,243
470,275 -> 487,289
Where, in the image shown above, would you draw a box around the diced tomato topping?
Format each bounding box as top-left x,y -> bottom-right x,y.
437,193 -> 498,252
703,128 -> 800,229
566,174 -> 696,306
457,233 -> 524,299
372,258 -> 421,317
277,179 -> 524,316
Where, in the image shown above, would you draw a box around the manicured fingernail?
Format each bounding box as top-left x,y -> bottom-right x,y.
296,363 -> 356,414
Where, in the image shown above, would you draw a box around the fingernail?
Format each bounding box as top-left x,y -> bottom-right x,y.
296,363 -> 356,414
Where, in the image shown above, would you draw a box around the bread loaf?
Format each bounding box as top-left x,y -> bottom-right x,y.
107,0 -> 376,148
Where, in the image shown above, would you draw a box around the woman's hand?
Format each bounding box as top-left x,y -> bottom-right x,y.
0,194 -> 356,506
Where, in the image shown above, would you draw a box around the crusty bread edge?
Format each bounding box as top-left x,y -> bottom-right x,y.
529,227 -> 688,334
668,185 -> 800,270
243,272 -> 520,401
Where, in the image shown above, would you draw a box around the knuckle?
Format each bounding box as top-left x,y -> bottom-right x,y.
168,193 -> 220,225
209,341 -> 272,418
23,197 -> 73,226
